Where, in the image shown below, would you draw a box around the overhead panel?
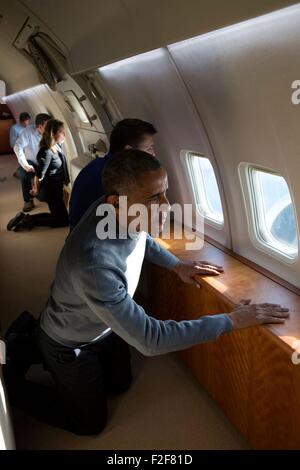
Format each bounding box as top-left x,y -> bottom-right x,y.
19,0 -> 297,73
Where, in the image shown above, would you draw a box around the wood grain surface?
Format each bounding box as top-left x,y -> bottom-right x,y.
139,231 -> 300,449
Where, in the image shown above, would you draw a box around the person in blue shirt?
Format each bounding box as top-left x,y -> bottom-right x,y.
14,113 -> 51,212
9,112 -> 31,148
69,118 -> 157,230
9,112 -> 31,179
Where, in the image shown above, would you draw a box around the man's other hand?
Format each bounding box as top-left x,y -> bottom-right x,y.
228,299 -> 289,329
172,260 -> 224,288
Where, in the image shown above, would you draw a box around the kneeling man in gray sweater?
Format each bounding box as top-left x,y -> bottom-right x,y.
35,149 -> 289,435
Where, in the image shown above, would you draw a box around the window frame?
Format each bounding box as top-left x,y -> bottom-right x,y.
183,151 -> 224,230
63,90 -> 91,125
239,163 -> 299,264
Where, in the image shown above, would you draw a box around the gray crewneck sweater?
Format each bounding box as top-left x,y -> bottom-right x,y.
40,199 -> 233,355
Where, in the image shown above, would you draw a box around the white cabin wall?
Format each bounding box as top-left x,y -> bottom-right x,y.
169,4 -> 300,285
98,4 -> 300,285
98,48 -> 231,247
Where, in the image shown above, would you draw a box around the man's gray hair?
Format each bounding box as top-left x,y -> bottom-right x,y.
102,149 -> 163,195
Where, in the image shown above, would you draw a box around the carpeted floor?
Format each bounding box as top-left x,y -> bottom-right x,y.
0,154 -> 249,450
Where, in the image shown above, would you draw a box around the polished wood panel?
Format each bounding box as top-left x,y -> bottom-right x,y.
0,119 -> 14,154
157,233 -> 300,349
140,232 -> 300,449
248,329 -> 297,449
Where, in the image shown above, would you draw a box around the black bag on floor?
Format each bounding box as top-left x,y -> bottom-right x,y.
4,311 -> 42,370
3,312 -> 43,408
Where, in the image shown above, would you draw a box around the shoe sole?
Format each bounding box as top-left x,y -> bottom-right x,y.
13,223 -> 33,232
7,211 -> 25,231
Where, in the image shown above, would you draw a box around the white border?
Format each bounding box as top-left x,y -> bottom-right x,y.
180,150 -> 224,231
238,162 -> 299,265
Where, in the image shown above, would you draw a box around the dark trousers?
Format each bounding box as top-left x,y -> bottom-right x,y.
30,180 -> 69,228
19,160 -> 36,202
5,327 -> 132,435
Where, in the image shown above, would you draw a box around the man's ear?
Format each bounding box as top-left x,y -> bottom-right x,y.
106,194 -> 119,208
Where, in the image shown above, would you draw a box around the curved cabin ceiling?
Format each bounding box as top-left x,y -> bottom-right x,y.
0,1 -> 40,94
0,0 -> 298,94
18,0 -> 299,72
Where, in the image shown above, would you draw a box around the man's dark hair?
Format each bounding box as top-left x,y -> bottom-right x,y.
102,149 -> 162,195
109,119 -> 157,154
35,113 -> 52,127
19,112 -> 30,123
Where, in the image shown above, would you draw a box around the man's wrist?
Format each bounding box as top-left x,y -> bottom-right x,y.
226,313 -> 236,330
172,260 -> 182,273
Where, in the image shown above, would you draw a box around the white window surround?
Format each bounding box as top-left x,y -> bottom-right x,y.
239,163 -> 299,264
181,151 -> 224,230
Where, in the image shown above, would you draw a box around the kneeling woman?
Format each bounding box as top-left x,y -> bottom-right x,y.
8,119 -> 70,231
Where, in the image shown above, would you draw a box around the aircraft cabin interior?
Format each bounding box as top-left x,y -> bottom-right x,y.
1,0 -> 300,454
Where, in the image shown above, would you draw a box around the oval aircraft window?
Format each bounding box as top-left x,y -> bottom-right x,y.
185,153 -> 224,226
249,167 -> 298,259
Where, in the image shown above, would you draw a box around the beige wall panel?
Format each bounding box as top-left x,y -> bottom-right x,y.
169,4 -> 300,285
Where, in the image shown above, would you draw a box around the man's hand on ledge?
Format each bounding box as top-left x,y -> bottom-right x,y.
172,260 -> 224,288
228,298 -> 290,329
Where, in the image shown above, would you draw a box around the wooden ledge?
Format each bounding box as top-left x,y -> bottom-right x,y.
149,229 -> 300,448
155,233 -> 300,352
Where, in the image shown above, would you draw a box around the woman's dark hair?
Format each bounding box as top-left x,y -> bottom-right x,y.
35,113 -> 51,127
102,148 -> 162,195
39,119 -> 64,149
19,112 -> 30,123
109,119 -> 157,154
